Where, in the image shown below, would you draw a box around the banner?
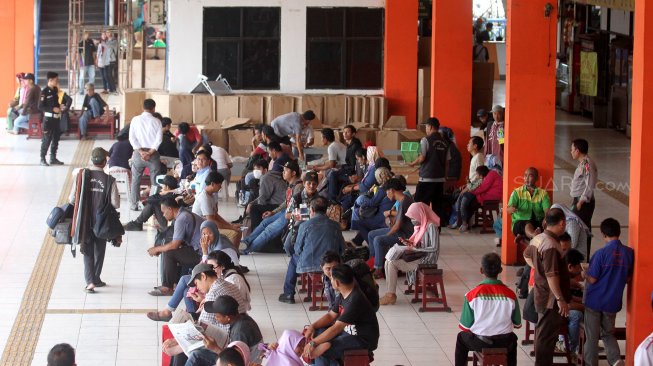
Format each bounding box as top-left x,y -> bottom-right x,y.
574,0 -> 634,12
580,51 -> 598,97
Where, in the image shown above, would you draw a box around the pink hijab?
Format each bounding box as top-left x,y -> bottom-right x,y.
226,341 -> 250,365
406,202 -> 440,245
265,330 -> 304,366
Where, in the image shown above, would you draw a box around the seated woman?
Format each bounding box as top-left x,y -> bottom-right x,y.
457,165 -> 502,232
211,251 -> 251,312
380,202 -> 440,305
262,329 -> 307,366
349,167 -> 394,247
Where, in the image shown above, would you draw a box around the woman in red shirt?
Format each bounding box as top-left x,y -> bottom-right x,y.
458,166 -> 502,232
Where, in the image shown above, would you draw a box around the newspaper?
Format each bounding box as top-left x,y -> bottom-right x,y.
167,321 -> 229,356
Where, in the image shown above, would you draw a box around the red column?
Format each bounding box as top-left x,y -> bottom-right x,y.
0,0 -> 34,117
501,0 -> 557,264
384,0 -> 418,128
431,0 -> 472,183
626,1 -> 653,363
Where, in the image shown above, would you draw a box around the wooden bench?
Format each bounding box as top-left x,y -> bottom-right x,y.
69,109 -> 119,139
472,348 -> 508,366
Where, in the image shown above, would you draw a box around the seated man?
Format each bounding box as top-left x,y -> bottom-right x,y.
279,196 -> 345,304
146,197 -> 204,296
47,343 -> 76,366
158,117 -> 179,167
10,73 -> 40,135
108,126 -> 133,171
319,251 -> 343,309
78,83 -> 108,140
241,161 -> 305,254
192,171 -> 241,248
246,158 -> 287,230
302,264 -> 380,366
455,252 -> 521,366
327,125 -> 362,201
309,128 -> 346,175
507,167 -> 551,240
124,175 -> 179,231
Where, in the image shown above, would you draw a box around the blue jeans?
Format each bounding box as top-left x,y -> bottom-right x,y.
327,169 -> 349,201
167,275 -> 196,313
457,192 -> 477,222
283,254 -> 299,296
243,211 -> 287,253
78,65 -> 95,92
367,228 -> 399,269
566,309 -> 583,352
13,114 -> 29,132
314,331 -> 369,366
185,347 -> 218,366
79,97 -> 101,135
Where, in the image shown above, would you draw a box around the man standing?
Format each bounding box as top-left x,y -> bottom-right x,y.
77,32 -> 96,95
455,252 -> 521,366
408,117 -> 450,221
10,73 -> 40,135
279,196 -> 344,304
270,110 -> 316,161
485,105 -> 505,164
583,218 -> 633,366
128,98 -> 162,210
69,147 -> 120,293
97,33 -> 115,94
105,31 -> 118,92
78,83 -> 108,140
570,138 -> 598,254
39,72 -> 64,166
523,208 -> 571,366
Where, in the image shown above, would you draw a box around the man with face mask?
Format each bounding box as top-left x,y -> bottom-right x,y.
246,157 -> 288,231
279,196 -> 345,304
506,167 -> 551,240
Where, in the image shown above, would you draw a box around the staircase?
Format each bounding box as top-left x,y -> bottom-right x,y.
37,0 -> 106,90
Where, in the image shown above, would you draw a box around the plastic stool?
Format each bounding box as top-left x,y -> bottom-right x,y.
412,264 -> 451,312
472,348 -> 508,366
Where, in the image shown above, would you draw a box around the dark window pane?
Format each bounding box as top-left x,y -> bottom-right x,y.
307,8 -> 344,38
307,42 -> 343,88
346,8 -> 384,37
242,40 -> 280,89
203,8 -> 241,38
205,41 -> 239,86
346,40 -> 383,88
243,8 -> 280,38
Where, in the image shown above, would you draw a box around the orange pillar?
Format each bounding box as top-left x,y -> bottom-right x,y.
0,0 -> 34,117
626,1 -> 653,363
501,0 -> 557,264
431,0 -> 472,181
384,0 -> 418,128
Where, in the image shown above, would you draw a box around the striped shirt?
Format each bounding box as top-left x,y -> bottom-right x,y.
199,278 -> 248,330
459,279 -> 522,336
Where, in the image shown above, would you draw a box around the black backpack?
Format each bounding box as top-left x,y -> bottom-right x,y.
347,259 -> 380,312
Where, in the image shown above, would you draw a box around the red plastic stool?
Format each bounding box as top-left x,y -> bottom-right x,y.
343,349 -> 372,366
472,348 -> 508,366
303,272 -> 328,311
412,264 -> 451,312
26,114 -> 43,139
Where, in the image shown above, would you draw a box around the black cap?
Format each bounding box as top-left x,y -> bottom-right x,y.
283,159 -> 301,176
204,295 -> 239,316
46,72 -> 58,80
91,147 -> 109,165
187,263 -> 215,287
421,117 -> 440,128
23,73 -> 35,81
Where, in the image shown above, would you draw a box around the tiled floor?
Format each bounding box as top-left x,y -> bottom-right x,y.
0,82 -> 630,365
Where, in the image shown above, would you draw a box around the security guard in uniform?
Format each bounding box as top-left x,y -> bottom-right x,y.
39,72 -> 64,166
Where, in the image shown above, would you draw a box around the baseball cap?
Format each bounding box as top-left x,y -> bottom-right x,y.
421,117 -> 440,128
23,73 -> 35,81
155,175 -> 179,189
476,109 -> 488,117
90,147 -> 109,165
187,263 -> 215,287
203,295 -> 239,316
492,105 -> 505,113
304,171 -> 319,183
283,160 -> 301,176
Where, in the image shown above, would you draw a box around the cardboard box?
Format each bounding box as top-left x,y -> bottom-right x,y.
201,123 -> 229,150
360,97 -> 371,125
149,92 -> 194,123
193,94 -> 215,125
222,117 -> 251,129
418,67 -> 431,97
239,95 -> 265,123
356,127 -> 377,145
351,96 -> 365,123
228,129 -> 254,157
375,130 -> 425,160
120,59 -> 166,89
473,62 -> 495,90
383,116 -> 407,130
369,96 -> 388,129
121,90 -> 146,124
392,164 -> 420,185
265,95 -> 295,123
216,95 -> 240,124
295,95 -> 324,129
324,95 -> 348,128
418,37 -> 432,67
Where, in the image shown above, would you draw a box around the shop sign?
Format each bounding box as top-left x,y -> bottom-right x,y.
574,0 -> 634,12
580,51 -> 598,97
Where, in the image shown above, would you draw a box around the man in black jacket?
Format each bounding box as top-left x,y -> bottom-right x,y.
79,83 -> 108,140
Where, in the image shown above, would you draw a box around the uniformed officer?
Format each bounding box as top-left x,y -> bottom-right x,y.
39,72 -> 64,166
570,138 -> 598,254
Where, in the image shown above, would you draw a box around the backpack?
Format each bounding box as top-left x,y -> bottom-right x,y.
46,203 -> 74,229
347,259 -> 380,312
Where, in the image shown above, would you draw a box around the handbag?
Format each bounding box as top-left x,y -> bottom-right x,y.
46,203 -> 74,229
401,250 -> 427,262
53,219 -> 73,244
93,175 -> 125,240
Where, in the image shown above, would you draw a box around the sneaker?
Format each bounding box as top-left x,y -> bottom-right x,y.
49,158 -> 64,165
40,158 -> 49,166
278,293 -> 295,304
123,221 -> 143,231
459,223 -> 469,232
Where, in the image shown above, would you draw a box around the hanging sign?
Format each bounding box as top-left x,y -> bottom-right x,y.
574,0 -> 634,12
580,51 -> 598,97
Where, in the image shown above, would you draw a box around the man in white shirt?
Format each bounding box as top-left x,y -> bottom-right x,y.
309,128 -> 346,172
128,99 -> 163,210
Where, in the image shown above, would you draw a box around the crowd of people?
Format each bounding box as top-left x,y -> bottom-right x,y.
39,93 -> 650,366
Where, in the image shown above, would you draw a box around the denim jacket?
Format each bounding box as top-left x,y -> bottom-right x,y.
294,214 -> 345,273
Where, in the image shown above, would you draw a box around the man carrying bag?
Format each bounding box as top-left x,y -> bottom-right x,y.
70,147 -> 123,293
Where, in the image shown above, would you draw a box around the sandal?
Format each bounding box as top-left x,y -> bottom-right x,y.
148,288 -> 173,296
146,311 -> 172,322
84,286 -> 95,293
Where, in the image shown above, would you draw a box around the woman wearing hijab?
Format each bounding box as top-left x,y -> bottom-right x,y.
217,341 -> 250,366
199,220 -> 239,266
551,203 -> 592,260
262,329 -> 306,366
380,202 -> 441,305
349,167 -> 395,246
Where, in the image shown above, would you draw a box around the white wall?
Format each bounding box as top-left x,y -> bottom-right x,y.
168,0 -> 385,94
610,8 -> 630,35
